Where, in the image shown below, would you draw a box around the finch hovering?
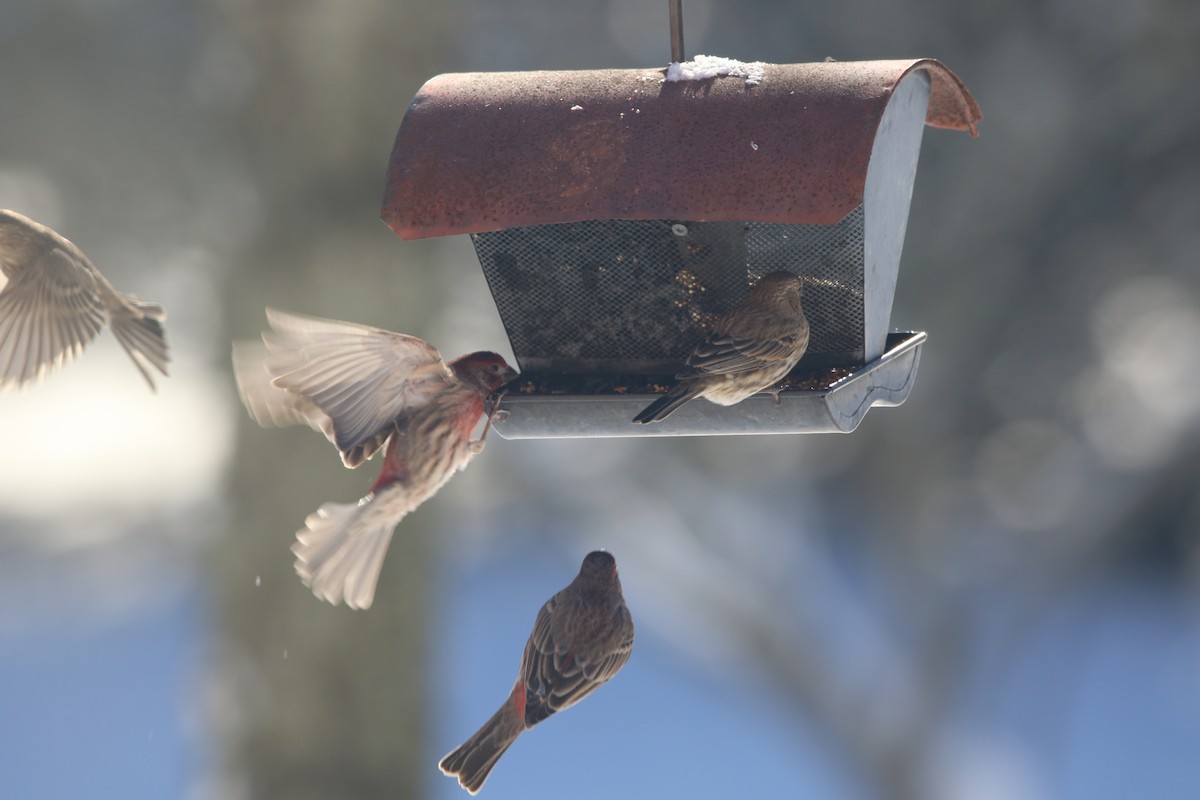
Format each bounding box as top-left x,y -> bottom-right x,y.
633,270 -> 808,423
439,550 -> 634,795
232,308 -> 517,609
0,209 -> 170,391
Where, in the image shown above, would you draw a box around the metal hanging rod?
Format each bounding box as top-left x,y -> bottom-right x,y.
669,0 -> 685,63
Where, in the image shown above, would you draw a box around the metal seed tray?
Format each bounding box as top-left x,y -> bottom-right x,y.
493,331 -> 926,439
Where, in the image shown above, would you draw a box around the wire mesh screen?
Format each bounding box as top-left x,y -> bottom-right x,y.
471,207 -> 865,374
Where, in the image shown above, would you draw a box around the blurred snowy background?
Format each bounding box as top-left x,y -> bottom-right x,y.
1,1 -> 1199,799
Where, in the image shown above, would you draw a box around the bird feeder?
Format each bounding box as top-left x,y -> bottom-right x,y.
381,57 -> 980,438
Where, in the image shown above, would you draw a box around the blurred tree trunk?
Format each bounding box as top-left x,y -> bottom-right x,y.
217,416 -> 434,800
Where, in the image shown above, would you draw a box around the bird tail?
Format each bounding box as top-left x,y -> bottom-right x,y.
291,493 -> 401,610
632,383 -> 701,424
439,692 -> 525,795
109,296 -> 170,391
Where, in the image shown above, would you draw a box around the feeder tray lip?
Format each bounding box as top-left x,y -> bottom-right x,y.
491,330 -> 926,439
382,58 -> 980,240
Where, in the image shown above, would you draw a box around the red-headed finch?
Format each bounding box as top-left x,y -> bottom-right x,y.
232,308 -> 517,609
0,209 -> 169,391
439,550 -> 634,795
633,270 -> 808,423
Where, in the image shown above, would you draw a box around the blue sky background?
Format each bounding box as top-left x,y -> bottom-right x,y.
2,540 -> 1198,800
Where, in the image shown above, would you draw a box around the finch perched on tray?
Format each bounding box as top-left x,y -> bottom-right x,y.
633,270 -> 808,423
232,308 -> 517,609
440,550 -> 634,795
0,209 -> 169,391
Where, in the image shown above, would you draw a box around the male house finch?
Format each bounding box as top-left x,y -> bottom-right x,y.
0,209 -> 170,391
440,550 -> 634,795
232,308 -> 517,609
633,270 -> 809,423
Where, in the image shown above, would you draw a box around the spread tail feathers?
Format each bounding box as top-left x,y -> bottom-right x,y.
109,296 -> 169,391
439,695 -> 524,795
292,496 -> 399,610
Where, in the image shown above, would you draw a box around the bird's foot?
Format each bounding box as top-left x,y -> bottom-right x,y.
472,391 -> 509,453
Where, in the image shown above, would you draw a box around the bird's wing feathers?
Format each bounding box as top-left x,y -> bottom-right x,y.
686,331 -> 801,375
519,594 -> 631,726
255,309 -> 451,465
0,246 -> 106,391
521,597 -> 574,725
232,339 -> 334,431
523,596 -> 557,679
579,614 -> 634,686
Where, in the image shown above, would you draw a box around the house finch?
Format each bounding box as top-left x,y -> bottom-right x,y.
440,550 -> 634,795
232,308 -> 517,609
0,209 -> 169,391
633,270 -> 808,423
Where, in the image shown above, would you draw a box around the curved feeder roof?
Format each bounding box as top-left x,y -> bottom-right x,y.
382,58 -> 980,438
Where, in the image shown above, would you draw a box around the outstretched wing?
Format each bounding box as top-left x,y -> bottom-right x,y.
252,308 -> 451,467
0,243 -> 106,391
232,338 -> 332,432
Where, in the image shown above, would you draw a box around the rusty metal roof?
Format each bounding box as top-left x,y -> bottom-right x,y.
382,59 -> 981,239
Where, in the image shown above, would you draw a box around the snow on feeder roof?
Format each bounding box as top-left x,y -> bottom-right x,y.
381,57 -> 981,438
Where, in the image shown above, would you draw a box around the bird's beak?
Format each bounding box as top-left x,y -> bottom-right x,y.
500,366 -> 519,386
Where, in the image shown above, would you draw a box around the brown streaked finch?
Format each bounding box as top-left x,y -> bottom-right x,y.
633,270 -> 809,423
439,550 -> 635,795
232,308 -> 517,609
0,209 -> 170,391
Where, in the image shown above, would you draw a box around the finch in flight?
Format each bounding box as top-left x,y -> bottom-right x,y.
440,550 -> 634,794
0,209 -> 169,391
232,308 -> 517,609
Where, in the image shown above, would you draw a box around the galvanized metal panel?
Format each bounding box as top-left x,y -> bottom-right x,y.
491,331 -> 926,438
